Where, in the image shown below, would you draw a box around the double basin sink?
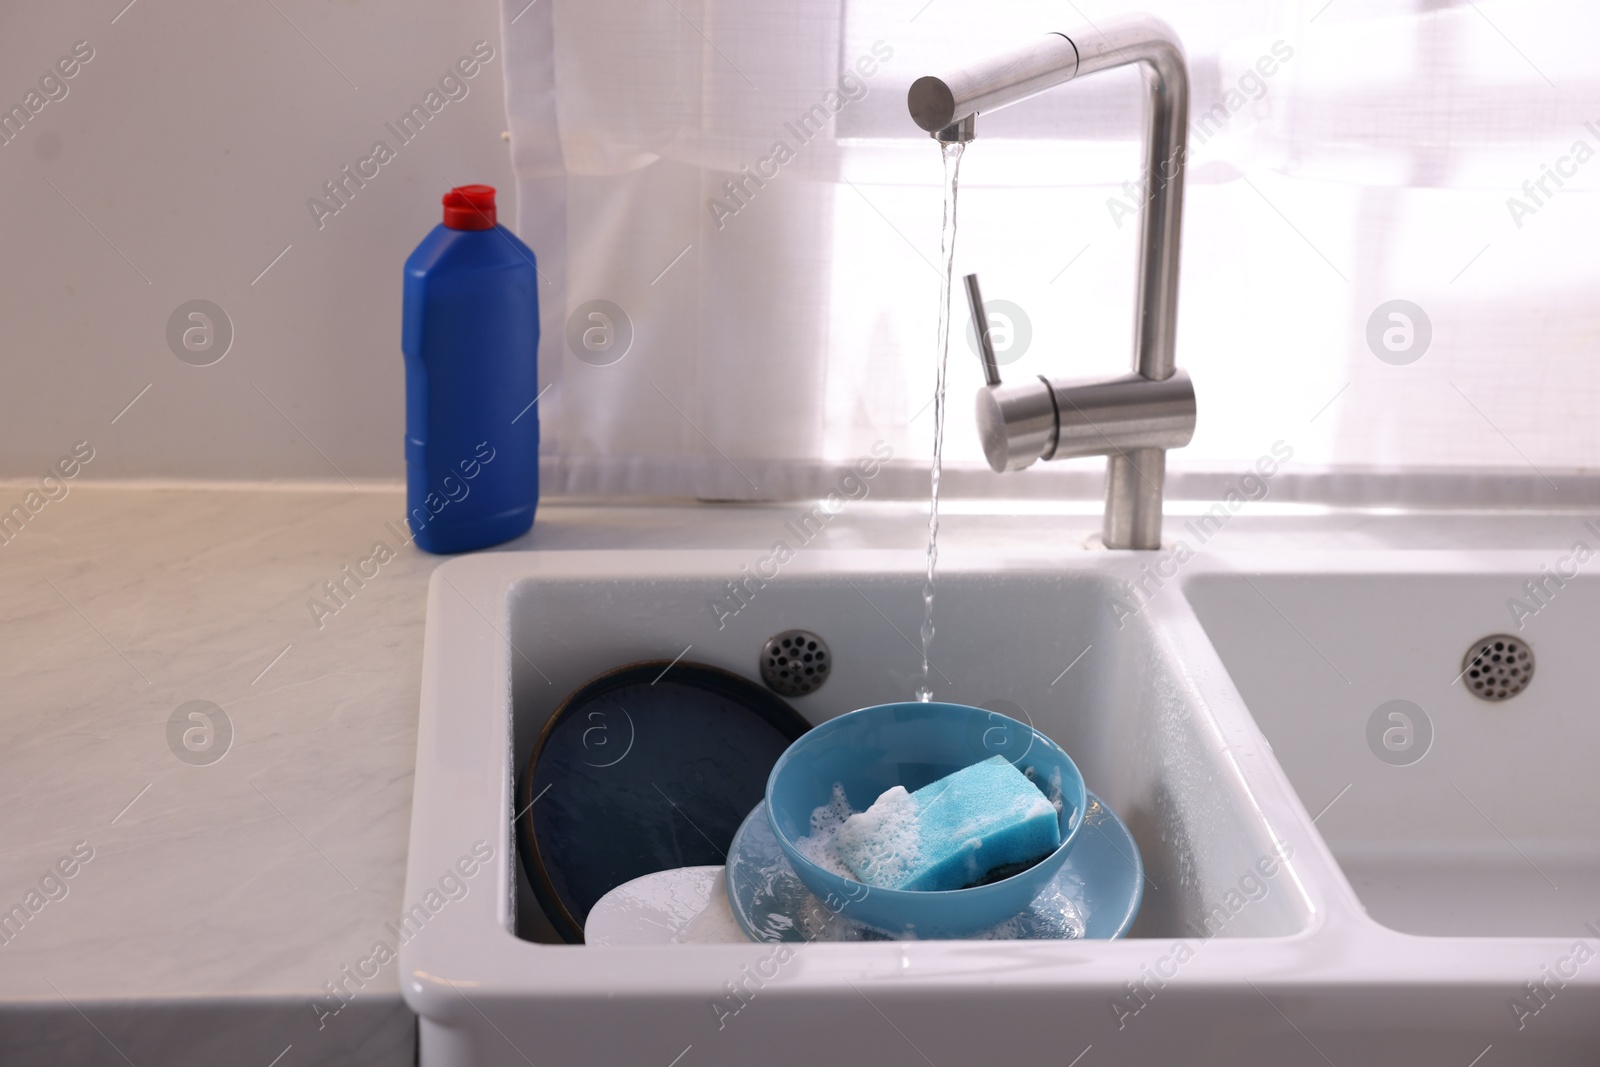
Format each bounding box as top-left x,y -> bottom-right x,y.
402,544 -> 1600,1065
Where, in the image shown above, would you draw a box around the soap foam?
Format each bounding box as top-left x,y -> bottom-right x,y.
794,783 -> 859,880
793,781 -> 931,889
832,785 -> 925,889
809,782 -> 855,834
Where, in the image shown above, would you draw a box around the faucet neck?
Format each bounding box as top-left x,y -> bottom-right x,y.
907,17 -> 1189,381
1095,27 -> 1187,383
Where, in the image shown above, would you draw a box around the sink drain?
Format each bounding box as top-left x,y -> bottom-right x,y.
1461,634 -> 1533,701
760,630 -> 830,698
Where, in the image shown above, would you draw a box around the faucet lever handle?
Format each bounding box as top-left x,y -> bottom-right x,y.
963,273 -> 1002,388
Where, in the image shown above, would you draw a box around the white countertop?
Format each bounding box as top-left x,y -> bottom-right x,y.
1,485 -> 1594,1065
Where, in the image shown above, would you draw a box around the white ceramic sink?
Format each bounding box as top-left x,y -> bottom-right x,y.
1187,557 -> 1600,939
402,547 -> 1600,1065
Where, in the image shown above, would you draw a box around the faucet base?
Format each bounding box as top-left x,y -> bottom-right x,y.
1105,447 -> 1165,550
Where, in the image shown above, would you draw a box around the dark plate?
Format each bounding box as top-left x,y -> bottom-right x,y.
517,661 -> 811,942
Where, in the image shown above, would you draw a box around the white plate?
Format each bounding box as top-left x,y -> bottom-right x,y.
583,865 -> 750,945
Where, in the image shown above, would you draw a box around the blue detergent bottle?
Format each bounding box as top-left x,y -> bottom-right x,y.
402,184 -> 540,553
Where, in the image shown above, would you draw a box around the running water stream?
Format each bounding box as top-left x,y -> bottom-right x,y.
916,140 -> 965,703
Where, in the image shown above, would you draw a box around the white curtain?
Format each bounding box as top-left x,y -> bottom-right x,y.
502,0 -> 1600,501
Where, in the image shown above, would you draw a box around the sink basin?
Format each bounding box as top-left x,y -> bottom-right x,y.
496,556 -> 1311,943
402,548 -> 1318,1066
402,545 -> 1600,1065
1187,557 -> 1600,938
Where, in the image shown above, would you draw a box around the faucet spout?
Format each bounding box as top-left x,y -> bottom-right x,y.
908,16 -> 1194,550
908,33 -> 1080,137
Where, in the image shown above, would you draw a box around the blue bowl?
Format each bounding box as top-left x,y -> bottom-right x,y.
765,701 -> 1087,939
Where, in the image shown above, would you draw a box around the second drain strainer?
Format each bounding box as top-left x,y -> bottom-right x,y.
1461,634 -> 1534,701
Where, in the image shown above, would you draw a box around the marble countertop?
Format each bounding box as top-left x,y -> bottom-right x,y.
1,485 -> 1594,1066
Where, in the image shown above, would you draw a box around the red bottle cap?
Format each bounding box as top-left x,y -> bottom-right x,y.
442,184 -> 496,230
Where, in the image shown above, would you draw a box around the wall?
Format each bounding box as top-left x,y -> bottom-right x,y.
0,0 -> 513,481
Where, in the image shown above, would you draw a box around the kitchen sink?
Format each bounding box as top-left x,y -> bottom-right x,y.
402,546 -> 1600,1066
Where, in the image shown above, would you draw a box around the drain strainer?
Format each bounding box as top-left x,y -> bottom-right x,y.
760,630 -> 830,698
1461,634 -> 1533,701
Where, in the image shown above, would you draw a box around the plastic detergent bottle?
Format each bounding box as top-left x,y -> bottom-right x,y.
402,184 -> 540,553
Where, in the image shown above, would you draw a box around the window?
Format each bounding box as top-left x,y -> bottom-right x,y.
509,0 -> 1600,497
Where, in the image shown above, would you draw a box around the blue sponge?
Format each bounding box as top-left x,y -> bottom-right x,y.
832,755 -> 1062,891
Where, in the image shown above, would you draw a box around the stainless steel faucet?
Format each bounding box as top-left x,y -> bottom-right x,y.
908,16 -> 1197,550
